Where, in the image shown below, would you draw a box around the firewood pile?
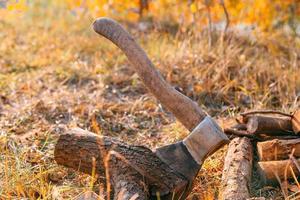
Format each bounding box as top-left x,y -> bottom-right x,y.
221,110 -> 300,200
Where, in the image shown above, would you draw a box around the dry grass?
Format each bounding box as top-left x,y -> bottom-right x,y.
0,2 -> 299,200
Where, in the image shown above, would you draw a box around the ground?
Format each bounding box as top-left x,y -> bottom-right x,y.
0,5 -> 299,200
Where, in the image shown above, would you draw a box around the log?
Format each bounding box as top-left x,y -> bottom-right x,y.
54,128 -> 188,200
257,159 -> 300,185
257,139 -> 300,161
220,137 -> 253,200
243,115 -> 293,135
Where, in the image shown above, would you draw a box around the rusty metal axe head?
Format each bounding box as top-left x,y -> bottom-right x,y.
156,116 -> 227,181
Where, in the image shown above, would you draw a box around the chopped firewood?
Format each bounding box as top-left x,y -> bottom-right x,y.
243,115 -> 293,135
257,159 -> 300,185
292,110 -> 300,134
257,139 -> 300,161
220,137 -> 253,200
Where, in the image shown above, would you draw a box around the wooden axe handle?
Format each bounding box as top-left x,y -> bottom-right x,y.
93,18 -> 206,131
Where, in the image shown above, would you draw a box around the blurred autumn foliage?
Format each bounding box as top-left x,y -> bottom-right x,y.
2,0 -> 300,34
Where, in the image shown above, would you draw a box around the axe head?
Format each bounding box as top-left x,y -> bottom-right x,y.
155,116 -> 228,182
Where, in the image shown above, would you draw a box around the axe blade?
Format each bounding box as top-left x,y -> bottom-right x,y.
155,116 -> 228,181
155,141 -> 199,181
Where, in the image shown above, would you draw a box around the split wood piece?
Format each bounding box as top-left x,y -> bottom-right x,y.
257,139 -> 300,161
292,110 -> 300,134
54,128 -> 188,200
220,137 -> 253,200
243,115 -> 293,135
257,159 -> 300,185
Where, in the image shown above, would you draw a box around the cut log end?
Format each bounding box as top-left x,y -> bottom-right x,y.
257,159 -> 300,185
257,139 -> 300,161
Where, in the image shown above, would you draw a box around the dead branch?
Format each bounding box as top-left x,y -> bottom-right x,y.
219,0 -> 230,36
204,0 -> 213,48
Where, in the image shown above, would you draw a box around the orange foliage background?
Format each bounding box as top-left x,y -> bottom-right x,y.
3,0 -> 300,33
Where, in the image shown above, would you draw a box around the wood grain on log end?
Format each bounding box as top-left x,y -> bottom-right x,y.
257,139 -> 300,161
257,159 -> 300,185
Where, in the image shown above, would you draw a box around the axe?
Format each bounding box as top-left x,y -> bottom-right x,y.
93,18 -> 229,198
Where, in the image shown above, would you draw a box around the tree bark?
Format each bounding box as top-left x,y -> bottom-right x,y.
257,159 -> 300,185
220,137 -> 253,200
243,115 -> 293,135
54,128 -> 188,200
110,165 -> 149,200
257,139 -> 300,161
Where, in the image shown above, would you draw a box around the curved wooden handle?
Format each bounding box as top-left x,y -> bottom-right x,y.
93,17 -> 206,131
